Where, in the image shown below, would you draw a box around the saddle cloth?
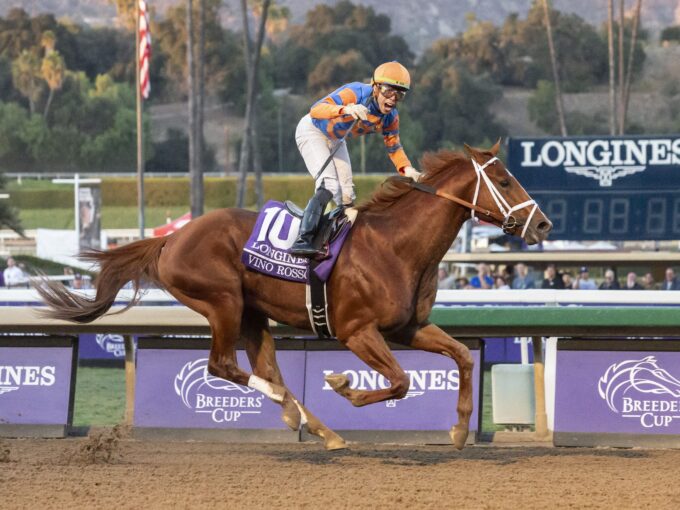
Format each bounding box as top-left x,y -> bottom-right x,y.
241,200 -> 355,284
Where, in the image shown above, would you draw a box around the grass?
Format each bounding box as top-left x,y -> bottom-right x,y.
17,206 -> 195,230
72,366 -> 504,433
72,366 -> 126,427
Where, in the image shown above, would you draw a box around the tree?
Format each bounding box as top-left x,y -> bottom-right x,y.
307,49 -> 372,97
154,1 -> 244,102
11,50 -> 42,114
108,0 -> 137,31
237,0 -> 271,208
541,0 -> 567,136
607,0 -> 617,134
410,56 -> 505,153
622,0 -> 643,133
41,51 -> 65,118
0,170 -> 22,235
273,1 -> 413,95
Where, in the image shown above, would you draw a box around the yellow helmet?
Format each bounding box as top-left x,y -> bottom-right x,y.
372,61 -> 410,90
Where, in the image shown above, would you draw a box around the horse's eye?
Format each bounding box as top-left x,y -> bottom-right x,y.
500,179 -> 510,188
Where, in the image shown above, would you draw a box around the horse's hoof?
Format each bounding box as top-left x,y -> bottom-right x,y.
324,373 -> 350,393
450,424 -> 469,450
281,396 -> 302,431
324,433 -> 348,451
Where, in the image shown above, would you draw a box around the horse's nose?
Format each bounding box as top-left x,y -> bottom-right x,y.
536,219 -> 553,234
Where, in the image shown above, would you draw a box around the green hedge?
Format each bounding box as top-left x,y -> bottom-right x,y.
9,175 -> 390,210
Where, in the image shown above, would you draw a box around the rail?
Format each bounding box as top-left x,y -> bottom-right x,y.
2,294 -> 680,440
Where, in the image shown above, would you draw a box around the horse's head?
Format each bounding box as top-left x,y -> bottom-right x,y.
458,141 -> 552,244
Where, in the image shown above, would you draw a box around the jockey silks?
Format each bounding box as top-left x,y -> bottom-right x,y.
309,82 -> 411,172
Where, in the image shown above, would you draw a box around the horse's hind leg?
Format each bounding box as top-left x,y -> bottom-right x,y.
241,310 -> 346,450
405,323 -> 474,450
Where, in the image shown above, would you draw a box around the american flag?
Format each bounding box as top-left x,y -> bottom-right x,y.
139,0 -> 151,99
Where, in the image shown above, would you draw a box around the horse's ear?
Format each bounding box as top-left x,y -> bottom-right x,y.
463,143 -> 473,156
490,138 -> 502,156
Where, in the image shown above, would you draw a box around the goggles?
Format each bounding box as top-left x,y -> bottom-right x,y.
377,83 -> 407,101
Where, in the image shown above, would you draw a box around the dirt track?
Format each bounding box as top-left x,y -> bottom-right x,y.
2,433 -> 680,509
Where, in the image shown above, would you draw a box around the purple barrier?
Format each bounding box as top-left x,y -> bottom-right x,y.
0,336 -> 77,437
303,343 -> 482,443
133,337 -> 482,444
133,338 -> 305,440
78,333 -> 135,361
554,339 -> 680,448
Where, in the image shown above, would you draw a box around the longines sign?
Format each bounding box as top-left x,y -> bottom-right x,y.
507,135 -> 680,240
509,136 -> 680,188
0,336 -> 77,437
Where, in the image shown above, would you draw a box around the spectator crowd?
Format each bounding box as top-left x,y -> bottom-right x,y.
437,263 -> 680,291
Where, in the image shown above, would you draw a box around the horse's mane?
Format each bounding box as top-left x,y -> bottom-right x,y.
356,149 -> 470,213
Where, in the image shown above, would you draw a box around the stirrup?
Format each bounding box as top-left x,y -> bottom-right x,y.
290,242 -> 325,257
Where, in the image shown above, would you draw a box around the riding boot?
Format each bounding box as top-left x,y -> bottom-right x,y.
290,187 -> 333,257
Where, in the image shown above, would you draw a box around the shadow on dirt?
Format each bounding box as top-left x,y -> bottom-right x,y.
266,444 -> 650,466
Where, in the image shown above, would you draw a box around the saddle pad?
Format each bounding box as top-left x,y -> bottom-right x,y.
241,200 -> 352,283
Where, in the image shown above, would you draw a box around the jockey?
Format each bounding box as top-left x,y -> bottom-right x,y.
290,61 -> 421,257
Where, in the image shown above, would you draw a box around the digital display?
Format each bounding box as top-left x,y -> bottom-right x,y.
508,136 -> 680,240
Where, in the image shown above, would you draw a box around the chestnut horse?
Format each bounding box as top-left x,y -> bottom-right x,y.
37,142 -> 551,450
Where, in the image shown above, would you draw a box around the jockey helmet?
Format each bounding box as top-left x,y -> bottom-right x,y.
372,61 -> 410,90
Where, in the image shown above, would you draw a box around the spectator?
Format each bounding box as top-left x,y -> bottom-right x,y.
470,263 -> 493,289
541,264 -> 565,289
662,267 -> 680,290
494,275 -> 510,290
72,273 -> 84,290
562,271 -> 574,289
511,263 -> 535,289
3,257 -> 27,288
623,271 -> 643,290
437,264 -> 456,290
599,269 -> 620,290
455,276 -> 472,290
642,272 -> 657,290
574,266 -> 597,290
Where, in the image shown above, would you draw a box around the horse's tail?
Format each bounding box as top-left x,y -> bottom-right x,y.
36,236 -> 167,323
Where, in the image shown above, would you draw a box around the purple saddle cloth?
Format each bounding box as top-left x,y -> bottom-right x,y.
241,200 -> 352,283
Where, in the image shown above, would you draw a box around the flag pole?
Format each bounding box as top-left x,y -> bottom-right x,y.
135,0 -> 145,239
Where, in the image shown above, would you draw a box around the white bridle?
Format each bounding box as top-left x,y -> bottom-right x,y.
470,157 -> 538,238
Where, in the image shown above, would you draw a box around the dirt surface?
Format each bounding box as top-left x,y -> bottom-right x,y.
2,433 -> 680,509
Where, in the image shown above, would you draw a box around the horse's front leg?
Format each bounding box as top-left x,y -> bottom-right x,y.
326,325 -> 410,406
405,323 -> 474,450
242,311 -> 346,450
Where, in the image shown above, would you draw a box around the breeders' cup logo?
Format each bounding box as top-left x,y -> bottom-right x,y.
322,368 -> 459,407
598,356 -> 680,428
174,358 -> 265,423
96,334 -> 126,357
520,138 -> 680,187
0,365 -> 56,396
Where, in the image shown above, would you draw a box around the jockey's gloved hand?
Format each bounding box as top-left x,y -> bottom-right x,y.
342,103 -> 369,121
400,166 -> 422,182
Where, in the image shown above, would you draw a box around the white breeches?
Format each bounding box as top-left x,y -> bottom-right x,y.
295,114 -> 355,206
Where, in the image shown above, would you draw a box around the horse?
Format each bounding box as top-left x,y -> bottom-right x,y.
37,141 -> 552,450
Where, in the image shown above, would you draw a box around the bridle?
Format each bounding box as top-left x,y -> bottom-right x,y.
411,156 -> 538,238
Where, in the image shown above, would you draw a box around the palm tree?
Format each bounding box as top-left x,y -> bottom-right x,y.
41,51 -> 65,118
541,0 -> 567,136
607,0 -> 616,134
237,0 -> 272,209
41,30 -> 56,54
11,50 -> 41,114
622,0 -> 643,133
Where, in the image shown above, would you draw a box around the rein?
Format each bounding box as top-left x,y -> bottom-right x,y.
411,182 -> 505,223
410,156 -> 538,238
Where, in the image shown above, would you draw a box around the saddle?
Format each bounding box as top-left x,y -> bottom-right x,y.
284,201 -> 355,259
242,200 -> 358,338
